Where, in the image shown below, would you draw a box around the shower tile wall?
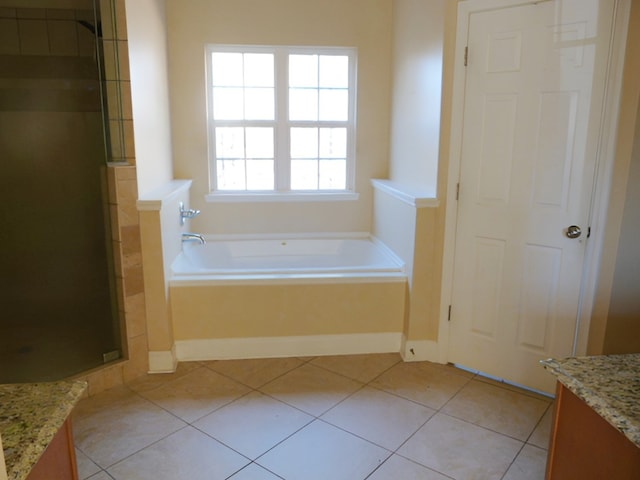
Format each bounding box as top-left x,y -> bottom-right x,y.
0,7 -> 97,56
77,0 -> 150,395
0,7 -> 100,113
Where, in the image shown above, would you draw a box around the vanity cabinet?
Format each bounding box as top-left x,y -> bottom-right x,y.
0,381 -> 86,480
542,354 -> 640,480
546,382 -> 640,479
25,418 -> 78,480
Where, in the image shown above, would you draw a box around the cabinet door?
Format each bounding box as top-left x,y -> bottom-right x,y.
27,418 -> 79,480
547,384 -> 640,479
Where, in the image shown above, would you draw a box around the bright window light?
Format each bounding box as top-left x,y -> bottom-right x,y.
206,45 -> 356,195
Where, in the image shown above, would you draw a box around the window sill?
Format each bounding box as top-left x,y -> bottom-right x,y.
205,192 -> 360,203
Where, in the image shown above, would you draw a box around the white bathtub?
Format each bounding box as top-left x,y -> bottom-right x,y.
171,235 -> 405,280
168,234 -> 408,361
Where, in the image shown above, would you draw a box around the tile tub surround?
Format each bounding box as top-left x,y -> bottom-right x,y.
0,380 -> 87,480
541,353 -> 640,447
73,354 -> 552,480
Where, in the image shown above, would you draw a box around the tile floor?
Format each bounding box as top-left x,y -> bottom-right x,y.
72,354 -> 553,480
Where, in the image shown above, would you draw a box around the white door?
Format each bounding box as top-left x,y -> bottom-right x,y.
448,0 -> 616,393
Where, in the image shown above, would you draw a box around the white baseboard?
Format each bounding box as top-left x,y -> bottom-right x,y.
400,336 -> 443,363
148,348 -> 177,373
175,333 -> 403,362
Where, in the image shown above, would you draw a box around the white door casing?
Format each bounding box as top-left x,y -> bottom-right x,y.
439,0 -> 630,393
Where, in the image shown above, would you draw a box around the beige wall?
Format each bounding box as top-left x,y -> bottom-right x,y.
389,0 -> 445,194
125,0 -> 174,196
604,98 -> 640,353
165,0 -> 393,235
588,0 -> 640,354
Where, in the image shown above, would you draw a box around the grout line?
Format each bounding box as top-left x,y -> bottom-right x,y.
76,355 -> 550,480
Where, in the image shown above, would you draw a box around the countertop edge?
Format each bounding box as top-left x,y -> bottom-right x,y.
542,357 -> 640,448
2,381 -> 87,480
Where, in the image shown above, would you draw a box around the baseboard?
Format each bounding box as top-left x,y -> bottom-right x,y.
148,347 -> 177,373
175,332 -> 403,361
400,336 -> 443,363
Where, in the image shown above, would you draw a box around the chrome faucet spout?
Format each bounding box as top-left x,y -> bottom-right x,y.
182,233 -> 206,245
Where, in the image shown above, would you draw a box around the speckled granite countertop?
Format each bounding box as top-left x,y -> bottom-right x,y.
542,354 -> 640,448
0,381 -> 87,480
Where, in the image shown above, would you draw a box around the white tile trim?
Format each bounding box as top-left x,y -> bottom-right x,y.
148,348 -> 177,373
400,335 -> 442,363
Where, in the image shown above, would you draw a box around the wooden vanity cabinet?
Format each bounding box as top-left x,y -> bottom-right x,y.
546,382 -> 640,480
26,418 -> 78,480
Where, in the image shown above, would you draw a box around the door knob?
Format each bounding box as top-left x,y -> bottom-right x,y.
566,225 -> 582,239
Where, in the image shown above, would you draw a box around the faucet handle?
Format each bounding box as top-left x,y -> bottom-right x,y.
179,202 -> 201,226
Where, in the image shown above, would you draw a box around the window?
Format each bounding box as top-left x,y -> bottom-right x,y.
205,45 -> 357,199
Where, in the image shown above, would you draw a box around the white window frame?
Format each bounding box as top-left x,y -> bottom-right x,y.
204,44 -> 359,203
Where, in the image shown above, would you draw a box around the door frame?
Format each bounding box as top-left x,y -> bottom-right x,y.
438,0 -> 632,365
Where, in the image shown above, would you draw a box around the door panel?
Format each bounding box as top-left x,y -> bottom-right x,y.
449,0 -> 615,393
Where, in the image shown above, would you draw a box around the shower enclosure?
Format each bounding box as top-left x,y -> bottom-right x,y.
0,1 -> 121,382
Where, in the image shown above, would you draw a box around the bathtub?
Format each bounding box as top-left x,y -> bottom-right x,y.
171,235 -> 405,279
168,235 -> 408,361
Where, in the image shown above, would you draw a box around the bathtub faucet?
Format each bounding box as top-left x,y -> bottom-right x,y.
179,201 -> 201,226
182,233 -> 206,245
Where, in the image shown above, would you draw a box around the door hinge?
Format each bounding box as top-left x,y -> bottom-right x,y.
448,305 -> 452,321
464,46 -> 468,66
456,183 -> 460,200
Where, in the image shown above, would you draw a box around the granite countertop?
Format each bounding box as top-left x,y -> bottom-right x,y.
0,381 -> 87,480
541,353 -> 640,448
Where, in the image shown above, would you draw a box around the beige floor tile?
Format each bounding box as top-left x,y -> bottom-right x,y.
321,386 -> 435,450
126,361 -> 202,393
431,362 -> 477,379
227,463 -> 284,479
194,391 -> 313,459
370,361 -> 471,409
73,387 -> 186,468
138,366 -> 251,422
259,363 -> 362,416
442,380 -> 550,440
107,426 -> 249,480
87,472 -> 115,480
398,413 -> 523,480
474,375 -> 553,402
310,353 -> 401,383
367,454 -> 451,480
528,404 -> 553,449
205,357 -> 304,388
256,420 -> 389,480
503,444 -> 548,480
76,448 -> 100,479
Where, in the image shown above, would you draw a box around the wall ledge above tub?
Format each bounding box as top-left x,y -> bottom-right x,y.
205,191 -> 359,203
371,179 -> 439,208
137,179 -> 193,211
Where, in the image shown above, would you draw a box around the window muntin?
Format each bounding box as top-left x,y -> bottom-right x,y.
206,45 -> 356,195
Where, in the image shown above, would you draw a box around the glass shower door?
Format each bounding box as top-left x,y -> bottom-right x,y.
0,1 -> 120,382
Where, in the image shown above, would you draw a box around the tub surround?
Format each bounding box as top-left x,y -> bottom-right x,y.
169,236 -> 407,361
371,179 -> 442,362
138,180 -> 420,371
138,180 -> 193,373
371,179 -> 438,208
542,354 -> 640,479
0,381 -> 87,480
